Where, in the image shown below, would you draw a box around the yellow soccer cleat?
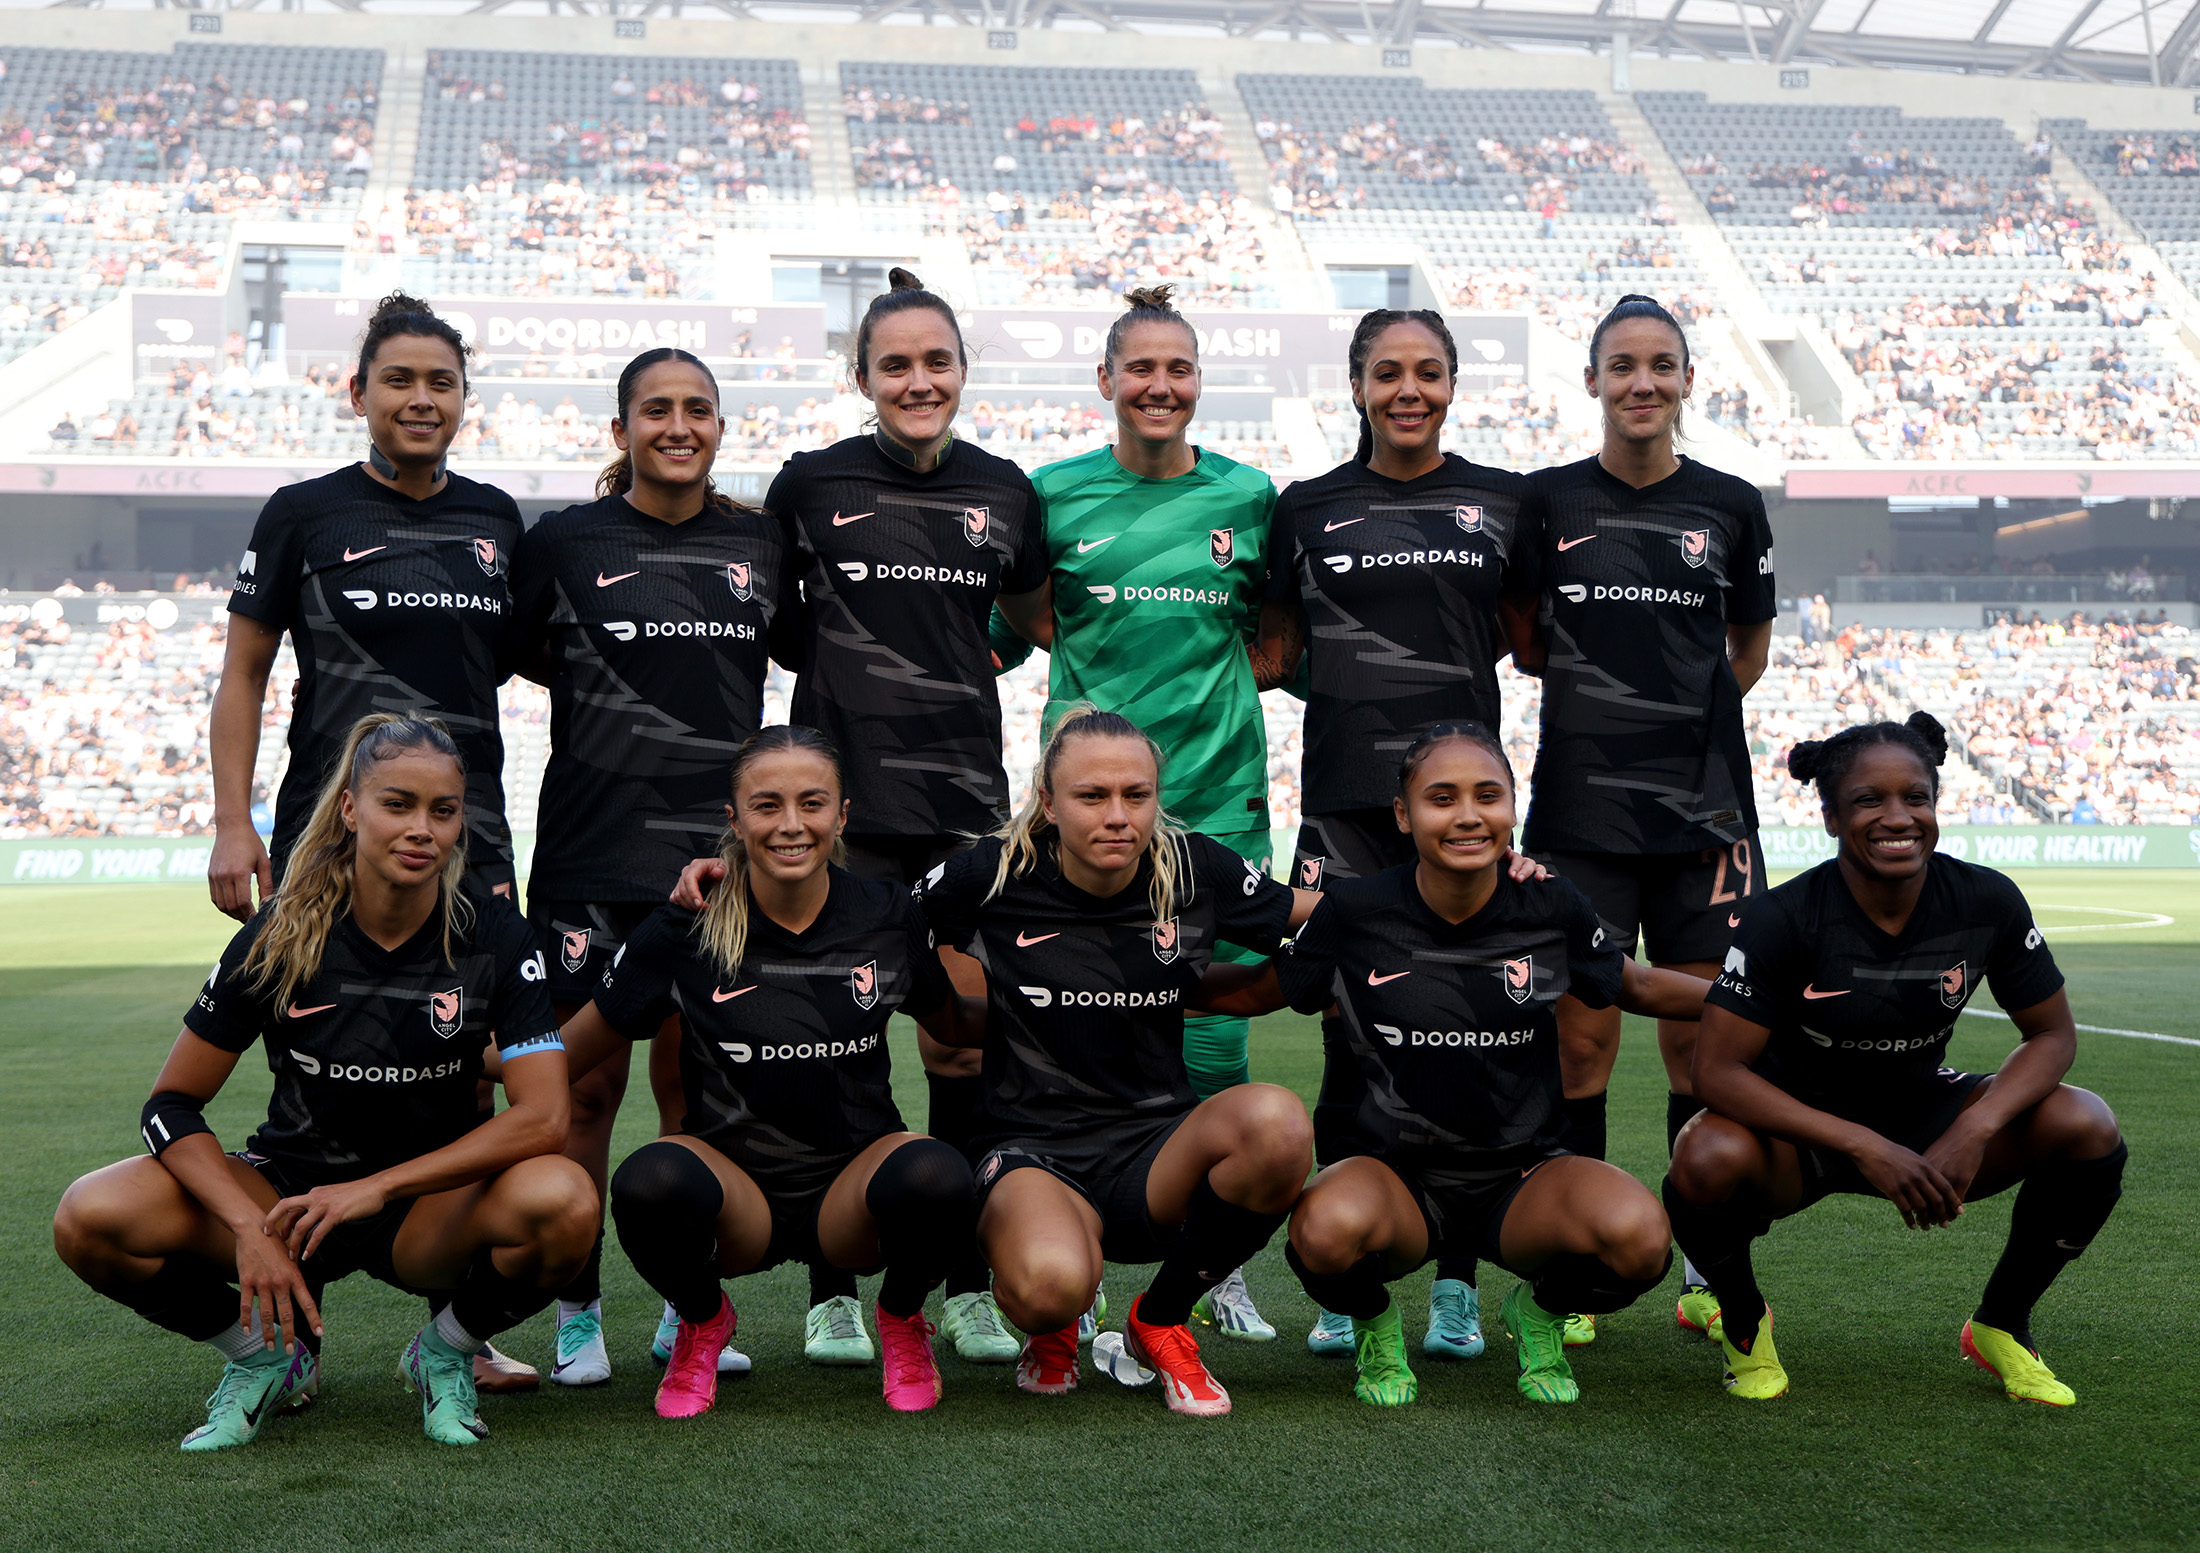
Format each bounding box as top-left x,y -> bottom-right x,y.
1676,1285 -> 1723,1342
1962,1320 -> 2075,1407
1562,1311 -> 1597,1347
1718,1307 -> 1788,1401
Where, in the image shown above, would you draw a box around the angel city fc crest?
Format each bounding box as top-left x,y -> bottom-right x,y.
963,506 -> 990,548
428,987 -> 465,1038
1456,504 -> 1484,534
1679,529 -> 1709,569
560,928 -> 591,974
1297,856 -> 1325,889
1501,956 -> 1535,1006
850,960 -> 880,1010
724,560 -> 754,602
472,537 -> 502,577
1209,528 -> 1234,568
1152,917 -> 1181,965
1940,962 -> 1968,1009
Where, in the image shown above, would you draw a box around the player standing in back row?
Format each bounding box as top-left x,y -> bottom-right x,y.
1513,295 -> 1775,1344
991,286 -> 1284,1342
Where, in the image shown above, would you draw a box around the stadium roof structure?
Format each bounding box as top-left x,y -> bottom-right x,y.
20,0 -> 2197,88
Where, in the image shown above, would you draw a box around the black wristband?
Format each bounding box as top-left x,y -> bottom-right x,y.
141,1090 -> 213,1157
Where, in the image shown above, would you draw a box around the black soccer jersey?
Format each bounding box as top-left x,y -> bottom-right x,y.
915,832 -> 1295,1156
1277,867 -> 1624,1172
768,435 -> 1046,838
1707,855 -> 2063,1122
590,870 -> 949,1197
1515,456 -> 1776,856
230,465 -> 524,881
184,880 -> 561,1188
511,495 -> 788,903
1267,454 -> 1527,814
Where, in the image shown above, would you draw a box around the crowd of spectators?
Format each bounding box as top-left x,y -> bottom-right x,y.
2102,133 -> 2199,178
1254,116 -> 1640,219
387,179 -> 697,297
961,186 -> 1270,307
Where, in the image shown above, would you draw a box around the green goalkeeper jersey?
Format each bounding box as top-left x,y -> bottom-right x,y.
1026,445 -> 1277,838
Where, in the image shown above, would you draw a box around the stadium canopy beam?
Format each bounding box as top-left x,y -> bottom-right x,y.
2158,0 -> 2200,83
1387,0 -> 1422,45
2018,0 -> 2108,77
1771,0 -> 1823,63
1970,0 -> 2018,47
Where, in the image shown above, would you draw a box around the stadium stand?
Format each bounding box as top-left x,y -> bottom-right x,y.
2050,119 -> 2200,302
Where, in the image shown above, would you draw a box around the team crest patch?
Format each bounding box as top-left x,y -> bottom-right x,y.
963,506 -> 990,548
560,928 -> 591,974
1501,956 -> 1535,1006
1209,528 -> 1234,568
724,560 -> 753,601
429,987 -> 464,1039
851,960 -> 880,1010
1153,918 -> 1180,965
472,537 -> 501,576
1679,529 -> 1709,569
1456,504 -> 1484,534
1298,856 -> 1325,889
1939,962 -> 1968,1008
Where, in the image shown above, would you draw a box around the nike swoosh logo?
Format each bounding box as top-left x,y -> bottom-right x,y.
1077,536 -> 1115,552
1322,517 -> 1364,531
1728,914 -> 1742,928
711,985 -> 757,1002
1016,931 -> 1060,947
1556,535 -> 1596,551
342,546 -> 385,562
1367,969 -> 1411,985
831,511 -> 874,527
285,1002 -> 336,1019
240,1395 -> 270,1427
596,570 -> 640,587
1801,985 -> 1849,1000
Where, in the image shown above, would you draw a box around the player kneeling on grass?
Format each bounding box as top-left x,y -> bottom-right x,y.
565,726 -> 977,1417
1664,713 -> 2126,1406
53,715 -> 593,1451
1203,723 -> 1708,1406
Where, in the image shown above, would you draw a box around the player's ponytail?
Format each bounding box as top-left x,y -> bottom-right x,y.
597,346 -> 742,515
244,715 -> 473,1013
697,726 -> 848,979
1787,713 -> 1950,813
1346,309 -> 1458,466
989,703 -> 1188,926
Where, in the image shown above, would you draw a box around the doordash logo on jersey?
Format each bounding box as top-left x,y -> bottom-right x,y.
1555,583 -> 1708,608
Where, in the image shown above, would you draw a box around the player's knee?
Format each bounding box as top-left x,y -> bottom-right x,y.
992,1252 -> 1090,1334
1598,1190 -> 1673,1283
1288,1189 -> 1374,1276
505,1158 -> 599,1259
2046,1084 -> 2122,1160
1666,1118 -> 1751,1204
1232,1084 -> 1314,1173
52,1170 -> 135,1272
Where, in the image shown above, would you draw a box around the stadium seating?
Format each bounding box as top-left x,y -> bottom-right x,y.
2048,118 -> 2200,303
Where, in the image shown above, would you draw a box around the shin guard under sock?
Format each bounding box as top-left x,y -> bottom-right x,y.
808,1263 -> 859,1305
610,1139 -> 727,1325
1530,1249 -> 1672,1317
865,1137 -> 979,1318
1561,1091 -> 1609,1162
926,1072 -> 992,1299
1662,1176 -> 1768,1348
1433,1257 -> 1478,1285
555,1230 -> 604,1311
1975,1140 -> 2127,1344
1141,1178 -> 1288,1327
448,1249 -> 558,1348
106,1254 -> 242,1343
1666,1092 -> 1704,1155
1284,1244 -> 1391,1321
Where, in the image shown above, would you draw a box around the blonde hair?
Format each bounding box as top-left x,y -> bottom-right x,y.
987,704 -> 1187,924
244,714 -> 473,1012
698,726 -> 849,978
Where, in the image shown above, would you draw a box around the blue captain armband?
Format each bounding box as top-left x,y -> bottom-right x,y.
499,1032 -> 566,1061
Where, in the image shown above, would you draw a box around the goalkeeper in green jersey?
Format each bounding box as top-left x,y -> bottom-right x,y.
990,285 -> 1290,1342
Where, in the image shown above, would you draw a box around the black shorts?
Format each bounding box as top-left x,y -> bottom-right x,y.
1389,1150 -> 1568,1272
235,1150 -> 426,1295
841,833 -> 970,888
1540,837 -> 1761,964
528,899 -> 659,1008
1292,809 -> 1413,892
1793,1069 -> 1991,1209
745,1182 -> 886,1277
972,1114 -> 1188,1266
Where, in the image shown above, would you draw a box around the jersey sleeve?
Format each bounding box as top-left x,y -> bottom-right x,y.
180,912 -> 278,1053
1724,481 -> 1777,626
1556,881 -> 1626,1011
589,906 -> 692,1042
1705,892 -> 1808,1026
1192,833 -> 1294,955
898,895 -> 953,1021
1275,893 -> 1342,1015
228,486 -> 303,630
481,896 -> 562,1060
1002,465 -> 1049,596
1263,488 -> 1304,609
911,843 -> 996,954
1983,875 -> 2066,1015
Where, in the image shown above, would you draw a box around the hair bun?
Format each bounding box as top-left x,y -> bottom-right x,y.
1787,739 -> 1826,782
1124,284 -> 1177,311
1616,293 -> 1659,307
886,266 -> 924,292
370,291 -> 437,324
1903,710 -> 1949,765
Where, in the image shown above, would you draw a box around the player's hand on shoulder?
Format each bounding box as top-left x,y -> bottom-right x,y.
1505,848 -> 1549,884
671,855 -> 727,911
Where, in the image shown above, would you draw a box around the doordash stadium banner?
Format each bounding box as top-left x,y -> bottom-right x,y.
961,309 -> 1529,386
275,297 -> 828,363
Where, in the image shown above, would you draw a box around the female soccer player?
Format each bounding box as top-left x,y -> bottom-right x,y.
765,268 -> 1045,1365
558,727 -> 976,1417
1512,293 -> 1776,1341
990,285 -> 1285,1341
1665,715 -> 2125,1405
1256,308 -> 1535,1360
210,294 -> 525,915
911,706 -> 1319,1417
1204,723 -> 1702,1407
53,715 -> 593,1451
509,346 -> 788,1386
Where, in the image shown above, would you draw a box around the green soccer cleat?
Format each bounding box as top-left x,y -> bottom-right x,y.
1676,1284 -> 1723,1342
1501,1284 -> 1580,1404
179,1345 -> 318,1453
1562,1311 -> 1597,1347
1962,1319 -> 2075,1407
1718,1307 -> 1789,1401
805,1295 -> 875,1366
401,1324 -> 489,1446
1192,1268 -> 1277,1342
1423,1278 -> 1485,1360
940,1291 -> 1020,1364
1350,1305 -> 1419,1407
1306,1306 -> 1354,1356
1077,1285 -> 1109,1346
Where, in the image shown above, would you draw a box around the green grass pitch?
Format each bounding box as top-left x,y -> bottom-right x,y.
2,874 -> 2196,1553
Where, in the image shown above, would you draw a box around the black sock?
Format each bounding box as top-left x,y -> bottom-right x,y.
1433,1257 -> 1477,1285
808,1263 -> 859,1306
103,1254 -> 241,1343
610,1139 -> 726,1325
449,1248 -> 559,1344
1662,1175 -> 1768,1349
1284,1244 -> 1391,1321
1975,1140 -> 2126,1345
926,1072 -> 992,1299
1531,1248 -> 1672,1316
1140,1178 -> 1288,1327
865,1137 -> 978,1318
556,1229 -> 603,1308
1562,1091 -> 1608,1162
1667,1092 -> 1703,1155
1312,1014 -> 1363,1170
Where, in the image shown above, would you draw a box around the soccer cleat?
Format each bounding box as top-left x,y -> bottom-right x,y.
1077,1284 -> 1109,1346
1016,1324 -> 1080,1396
401,1324 -> 489,1445
1424,1279 -> 1485,1360
652,1299 -> 752,1375
656,1294 -> 739,1420
473,1343 -> 539,1393
1124,1294 -> 1231,1418
804,1295 -> 875,1366
939,1291 -> 1020,1364
1351,1305 -> 1419,1407
876,1305 -> 945,1412
1500,1284 -> 1580,1404
1676,1284 -> 1724,1343
1306,1306 -> 1355,1357
179,1346 -> 317,1452
1192,1267 -> 1277,1342
1962,1319 -> 2075,1407
1718,1308 -> 1789,1401
1562,1311 -> 1598,1347
551,1301 -> 611,1386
